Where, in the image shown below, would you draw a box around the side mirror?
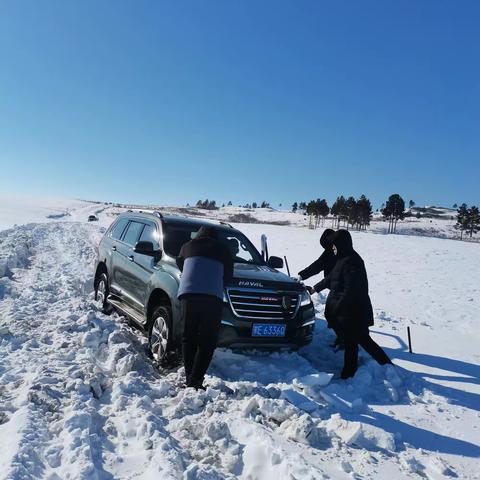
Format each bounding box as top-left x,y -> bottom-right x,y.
267,256 -> 283,269
134,241 -> 162,260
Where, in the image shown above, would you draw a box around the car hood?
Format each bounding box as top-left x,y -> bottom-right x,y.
229,263 -> 303,291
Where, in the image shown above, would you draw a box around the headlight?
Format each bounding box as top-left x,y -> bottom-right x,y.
223,290 -> 228,303
300,290 -> 312,307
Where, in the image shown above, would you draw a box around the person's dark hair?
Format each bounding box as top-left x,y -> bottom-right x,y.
320,229 -> 335,249
333,229 -> 353,255
196,226 -> 218,239
227,238 -> 239,255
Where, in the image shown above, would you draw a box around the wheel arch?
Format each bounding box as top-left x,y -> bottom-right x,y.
147,288 -> 172,324
94,262 -> 108,288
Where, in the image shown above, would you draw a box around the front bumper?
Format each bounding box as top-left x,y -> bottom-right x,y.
217,302 -> 315,349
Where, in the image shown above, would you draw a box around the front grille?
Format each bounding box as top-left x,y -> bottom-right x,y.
227,289 -> 300,320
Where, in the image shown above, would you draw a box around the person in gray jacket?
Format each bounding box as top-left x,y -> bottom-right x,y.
176,226 -> 233,389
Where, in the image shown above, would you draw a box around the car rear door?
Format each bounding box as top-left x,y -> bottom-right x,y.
107,217 -> 129,294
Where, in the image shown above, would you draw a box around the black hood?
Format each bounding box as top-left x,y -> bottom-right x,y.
333,229 -> 354,256
195,226 -> 218,239
320,229 -> 335,249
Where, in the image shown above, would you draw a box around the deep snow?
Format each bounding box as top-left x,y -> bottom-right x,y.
0,198 -> 479,479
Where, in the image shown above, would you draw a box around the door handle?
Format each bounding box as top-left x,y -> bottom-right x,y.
128,255 -> 134,262
112,245 -> 117,251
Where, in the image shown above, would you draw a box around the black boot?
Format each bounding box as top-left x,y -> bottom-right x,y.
187,377 -> 206,390
341,368 -> 356,379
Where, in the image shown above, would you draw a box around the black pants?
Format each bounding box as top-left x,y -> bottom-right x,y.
330,321 -> 344,343
342,327 -> 391,378
180,294 -> 223,386
326,312 -> 344,343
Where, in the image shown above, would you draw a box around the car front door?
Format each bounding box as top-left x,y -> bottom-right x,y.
129,221 -> 161,310
114,220 -> 145,311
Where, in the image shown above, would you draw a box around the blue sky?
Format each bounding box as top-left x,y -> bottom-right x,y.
0,1 -> 478,208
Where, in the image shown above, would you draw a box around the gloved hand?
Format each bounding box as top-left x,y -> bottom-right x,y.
292,275 -> 303,282
306,286 -> 316,295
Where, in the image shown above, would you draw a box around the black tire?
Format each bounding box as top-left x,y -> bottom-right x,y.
95,272 -> 112,314
148,305 -> 173,364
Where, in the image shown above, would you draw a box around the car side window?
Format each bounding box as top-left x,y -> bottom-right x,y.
122,221 -> 145,246
110,218 -> 129,240
139,224 -> 159,248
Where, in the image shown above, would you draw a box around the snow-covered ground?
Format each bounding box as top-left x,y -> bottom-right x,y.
0,197 -> 479,479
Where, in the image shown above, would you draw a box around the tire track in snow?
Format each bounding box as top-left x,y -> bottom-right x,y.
0,222 -> 104,478
0,222 -> 186,479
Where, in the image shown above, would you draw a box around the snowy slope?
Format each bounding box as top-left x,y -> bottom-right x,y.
6,193 -> 468,243
0,199 -> 479,479
98,202 -> 477,242
0,194 -> 98,231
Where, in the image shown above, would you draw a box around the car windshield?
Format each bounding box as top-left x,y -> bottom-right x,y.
163,224 -> 264,265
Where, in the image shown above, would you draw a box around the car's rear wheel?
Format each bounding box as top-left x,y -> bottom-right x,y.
148,305 -> 173,364
95,272 -> 112,314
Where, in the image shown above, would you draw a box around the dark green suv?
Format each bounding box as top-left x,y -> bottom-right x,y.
94,211 -> 315,363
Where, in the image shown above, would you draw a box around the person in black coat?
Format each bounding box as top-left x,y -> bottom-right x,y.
176,226 -> 233,389
297,229 -> 342,346
309,230 -> 392,379
297,229 -> 337,281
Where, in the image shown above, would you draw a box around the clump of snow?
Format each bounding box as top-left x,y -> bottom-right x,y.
0,225 -> 33,279
326,414 -> 396,451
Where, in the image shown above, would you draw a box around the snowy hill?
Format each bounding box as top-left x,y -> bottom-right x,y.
1,194 -> 475,242
98,201 -> 477,242
0,197 -> 479,479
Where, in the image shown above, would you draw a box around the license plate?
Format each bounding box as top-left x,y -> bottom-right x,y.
252,323 -> 286,337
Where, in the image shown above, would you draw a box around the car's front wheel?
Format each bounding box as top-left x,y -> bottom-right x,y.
95,272 -> 112,314
148,305 -> 173,364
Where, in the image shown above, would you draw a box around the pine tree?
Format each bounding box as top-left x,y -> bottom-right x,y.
452,203 -> 458,209
331,196 -> 347,228
331,197 -> 340,227
252,202 -> 258,208
356,195 -> 372,230
409,200 -> 415,209
455,204 -> 469,240
382,194 -> 405,233
467,206 -> 480,238
292,202 -> 298,213
318,199 -> 330,226
227,201 -> 233,206
344,196 -> 357,230
306,200 -> 316,228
